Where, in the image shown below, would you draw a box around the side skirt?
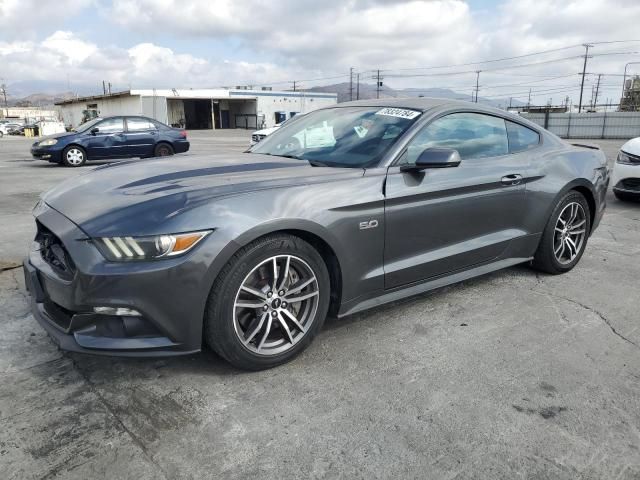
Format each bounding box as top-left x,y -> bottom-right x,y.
338,256 -> 532,318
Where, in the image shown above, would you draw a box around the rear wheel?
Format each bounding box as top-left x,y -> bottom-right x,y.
204,234 -> 330,370
154,143 -> 174,157
531,191 -> 591,274
62,146 -> 86,167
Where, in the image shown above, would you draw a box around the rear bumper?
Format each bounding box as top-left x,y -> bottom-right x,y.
23,204 -> 211,357
174,140 -> 190,154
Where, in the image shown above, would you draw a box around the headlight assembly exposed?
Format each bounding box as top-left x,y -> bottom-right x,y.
38,138 -> 58,146
617,151 -> 639,165
96,231 -> 211,261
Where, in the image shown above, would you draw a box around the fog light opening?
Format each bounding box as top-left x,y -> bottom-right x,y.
93,306 -> 142,317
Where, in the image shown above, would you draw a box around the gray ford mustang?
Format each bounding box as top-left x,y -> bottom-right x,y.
24,98 -> 609,370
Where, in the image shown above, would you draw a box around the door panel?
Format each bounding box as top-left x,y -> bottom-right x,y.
124,117 -> 158,156
383,111 -> 531,290
384,157 -> 527,289
84,118 -> 127,158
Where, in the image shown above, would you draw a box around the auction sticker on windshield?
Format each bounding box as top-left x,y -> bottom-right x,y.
375,108 -> 421,119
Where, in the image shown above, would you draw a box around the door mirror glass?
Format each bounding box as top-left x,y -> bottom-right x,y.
401,148 -> 461,171
90,127 -> 99,134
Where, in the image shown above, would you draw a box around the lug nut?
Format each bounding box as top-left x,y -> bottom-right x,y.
271,311 -> 278,317
263,305 -> 269,311
267,291 -> 273,298
279,290 -> 285,296
282,302 -> 287,308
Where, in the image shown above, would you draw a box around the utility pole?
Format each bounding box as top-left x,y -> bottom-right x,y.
0,83 -> 7,107
594,73 -> 602,109
292,80 -> 297,92
527,88 -> 532,109
578,43 -> 592,113
356,73 -> 360,100
508,97 -> 513,109
349,67 -> 354,101
102,80 -> 106,95
108,82 -> 112,95
474,70 -> 481,103
376,70 -> 381,99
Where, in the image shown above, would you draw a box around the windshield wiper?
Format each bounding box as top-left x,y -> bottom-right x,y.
277,153 -> 302,160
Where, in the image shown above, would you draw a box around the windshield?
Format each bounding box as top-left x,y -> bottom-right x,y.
74,118 -> 102,133
250,106 -> 422,168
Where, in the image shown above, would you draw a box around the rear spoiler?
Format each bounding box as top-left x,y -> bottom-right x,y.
571,142 -> 600,150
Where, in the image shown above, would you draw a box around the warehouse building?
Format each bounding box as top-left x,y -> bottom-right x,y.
55,88 -> 338,130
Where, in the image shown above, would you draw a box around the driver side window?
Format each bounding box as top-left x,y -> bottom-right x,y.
97,118 -> 124,134
404,112 -> 509,164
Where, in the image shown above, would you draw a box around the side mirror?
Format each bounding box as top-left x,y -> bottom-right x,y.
400,148 -> 461,172
90,127 -> 99,135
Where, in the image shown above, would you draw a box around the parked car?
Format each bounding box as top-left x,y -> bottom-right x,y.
250,113 -> 304,146
611,137 -> 640,201
0,123 -> 22,137
24,98 -> 608,370
30,115 -> 189,167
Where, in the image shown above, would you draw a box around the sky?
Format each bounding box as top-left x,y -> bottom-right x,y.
1,0 -> 640,106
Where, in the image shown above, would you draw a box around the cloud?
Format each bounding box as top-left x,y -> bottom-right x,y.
0,31 -> 291,94
1,0 -> 639,104
0,0 -> 94,40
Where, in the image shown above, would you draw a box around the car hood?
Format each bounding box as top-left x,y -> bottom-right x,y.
252,126 -> 280,136
34,131 -> 77,144
621,137 -> 640,157
42,152 -> 362,236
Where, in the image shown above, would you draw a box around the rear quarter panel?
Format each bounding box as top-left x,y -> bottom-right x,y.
524,136 -> 608,238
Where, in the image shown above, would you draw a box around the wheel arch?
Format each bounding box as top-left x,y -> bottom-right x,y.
208,220 -> 345,318
545,179 -> 597,235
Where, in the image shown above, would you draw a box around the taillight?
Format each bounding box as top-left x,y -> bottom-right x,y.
179,130 -> 187,138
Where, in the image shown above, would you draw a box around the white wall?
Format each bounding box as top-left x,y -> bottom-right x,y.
58,95 -> 143,127
254,94 -> 337,128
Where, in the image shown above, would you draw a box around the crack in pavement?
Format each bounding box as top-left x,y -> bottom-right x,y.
532,289 -> 639,350
63,353 -> 171,480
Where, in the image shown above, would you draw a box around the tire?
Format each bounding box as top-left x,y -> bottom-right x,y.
531,191 -> 591,274
614,190 -> 639,202
0,131 -> 3,138
154,143 -> 174,157
62,146 -> 87,167
204,234 -> 331,370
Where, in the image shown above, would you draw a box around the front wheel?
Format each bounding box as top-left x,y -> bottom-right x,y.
62,146 -> 86,167
204,234 -> 330,370
531,191 -> 591,274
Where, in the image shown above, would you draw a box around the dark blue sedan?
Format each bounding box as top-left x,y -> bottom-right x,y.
31,116 -> 190,167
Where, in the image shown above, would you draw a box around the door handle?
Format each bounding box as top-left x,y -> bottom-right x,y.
501,174 -> 523,186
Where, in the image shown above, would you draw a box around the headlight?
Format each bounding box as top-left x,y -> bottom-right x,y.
617,151 -> 640,165
95,231 -> 211,261
39,139 -> 58,146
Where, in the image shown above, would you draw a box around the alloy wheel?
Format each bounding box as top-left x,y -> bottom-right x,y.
233,254 -> 320,356
66,148 -> 84,166
553,202 -> 587,265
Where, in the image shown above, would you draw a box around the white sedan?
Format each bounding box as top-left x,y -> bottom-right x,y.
612,138 -> 640,201
250,113 -> 305,146
0,122 -> 21,137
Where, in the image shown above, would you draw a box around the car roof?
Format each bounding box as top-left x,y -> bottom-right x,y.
335,96 -> 543,130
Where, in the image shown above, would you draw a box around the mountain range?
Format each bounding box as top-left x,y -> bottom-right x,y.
3,81 -> 524,109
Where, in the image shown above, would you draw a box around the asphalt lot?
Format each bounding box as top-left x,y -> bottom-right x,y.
1,131 -> 639,479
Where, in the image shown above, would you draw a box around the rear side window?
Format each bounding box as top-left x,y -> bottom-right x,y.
506,121 -> 540,153
127,118 -> 156,131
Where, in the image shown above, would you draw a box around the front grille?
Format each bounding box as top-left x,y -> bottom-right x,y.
36,221 -> 76,280
621,178 -> 640,191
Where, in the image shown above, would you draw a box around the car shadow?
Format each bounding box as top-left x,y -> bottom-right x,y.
64,264 -> 539,377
